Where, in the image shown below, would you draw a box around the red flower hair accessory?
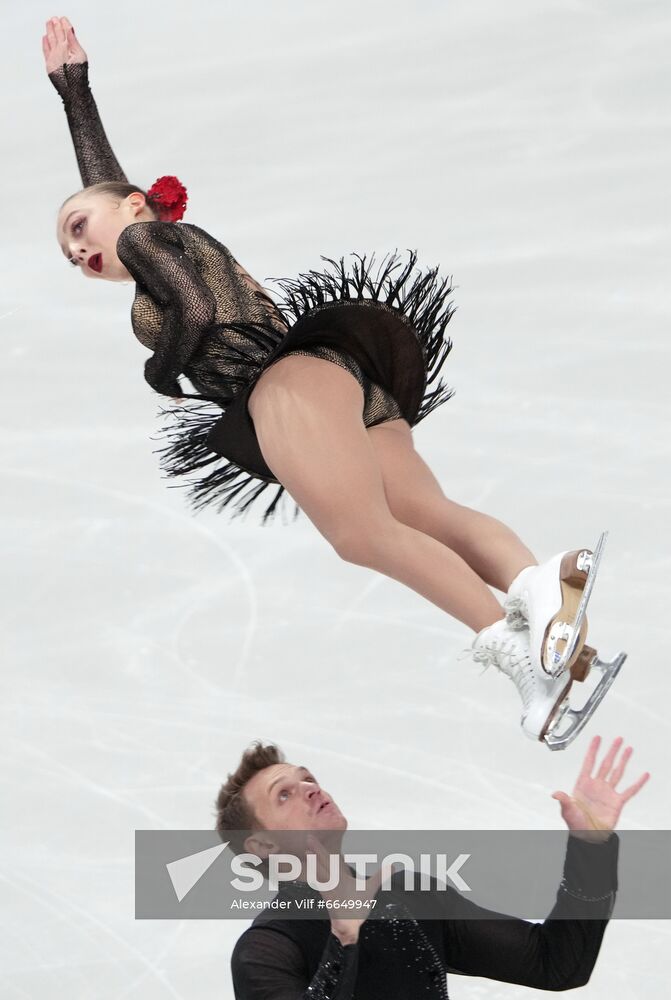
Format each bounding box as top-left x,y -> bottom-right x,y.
146,175 -> 188,222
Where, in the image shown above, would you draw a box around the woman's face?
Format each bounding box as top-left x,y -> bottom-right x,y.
56,191 -> 150,282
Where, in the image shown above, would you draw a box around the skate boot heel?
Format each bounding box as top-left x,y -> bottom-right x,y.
507,531 -> 609,679
571,643 -> 596,682
546,537 -> 607,675
545,616 -> 588,677
560,548 -> 592,586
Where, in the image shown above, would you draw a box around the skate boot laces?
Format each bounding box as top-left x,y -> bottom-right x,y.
503,595 -> 528,631
471,634 -> 535,709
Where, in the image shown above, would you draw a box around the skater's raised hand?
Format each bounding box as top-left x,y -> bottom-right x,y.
42,16 -> 87,75
552,735 -> 650,834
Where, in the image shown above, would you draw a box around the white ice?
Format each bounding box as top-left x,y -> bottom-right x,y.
2,0 -> 670,997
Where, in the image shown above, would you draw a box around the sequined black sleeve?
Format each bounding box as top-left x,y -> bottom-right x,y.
232,928 -> 359,1000
443,833 -> 619,990
48,61 -> 128,186
116,221 -> 217,397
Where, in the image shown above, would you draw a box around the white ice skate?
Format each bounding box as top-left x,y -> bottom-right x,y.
504,532 -> 609,677
469,617 -> 626,750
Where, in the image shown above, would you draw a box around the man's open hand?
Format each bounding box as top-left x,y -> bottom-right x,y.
552,735 -> 650,832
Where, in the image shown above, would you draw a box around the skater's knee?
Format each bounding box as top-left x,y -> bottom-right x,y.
329,516 -> 398,567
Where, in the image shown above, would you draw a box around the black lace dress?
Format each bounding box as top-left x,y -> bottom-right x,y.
231,835 -> 620,999
49,62 -> 456,523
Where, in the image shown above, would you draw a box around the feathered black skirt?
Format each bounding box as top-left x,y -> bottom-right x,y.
157,251 -> 456,524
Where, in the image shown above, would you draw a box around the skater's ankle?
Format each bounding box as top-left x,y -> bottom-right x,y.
475,614 -> 508,636
506,561 -> 538,590
475,611 -> 507,636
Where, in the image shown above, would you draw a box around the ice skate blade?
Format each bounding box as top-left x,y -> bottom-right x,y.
545,531 -> 608,675
542,651 -> 626,751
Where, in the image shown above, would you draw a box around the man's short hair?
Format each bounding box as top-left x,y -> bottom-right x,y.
214,741 -> 285,855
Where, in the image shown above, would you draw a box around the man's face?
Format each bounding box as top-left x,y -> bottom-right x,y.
244,762 -> 347,833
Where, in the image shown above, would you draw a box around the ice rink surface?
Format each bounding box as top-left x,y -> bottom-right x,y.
2,0 -> 670,996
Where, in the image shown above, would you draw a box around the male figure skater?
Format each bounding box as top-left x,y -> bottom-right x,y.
216,736 -> 649,998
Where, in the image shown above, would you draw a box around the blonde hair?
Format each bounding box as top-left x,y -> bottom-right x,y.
60,181 -> 160,219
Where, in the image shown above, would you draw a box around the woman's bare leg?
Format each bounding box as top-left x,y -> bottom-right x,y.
248,356 -> 503,632
366,418 -> 537,592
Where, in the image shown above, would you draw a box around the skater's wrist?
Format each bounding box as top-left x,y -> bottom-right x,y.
562,829 -> 619,901
565,797 -> 614,840
568,828 -> 613,843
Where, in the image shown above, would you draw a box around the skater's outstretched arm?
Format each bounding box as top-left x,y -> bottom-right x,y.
43,17 -> 128,186
116,221 -> 217,397
442,735 -> 650,990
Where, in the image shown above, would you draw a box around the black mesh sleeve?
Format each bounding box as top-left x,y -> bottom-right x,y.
232,928 -> 359,1000
48,61 -> 128,185
442,833 -> 619,990
116,222 -> 217,397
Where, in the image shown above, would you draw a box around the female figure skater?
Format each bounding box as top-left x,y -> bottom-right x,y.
43,16 -> 622,749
